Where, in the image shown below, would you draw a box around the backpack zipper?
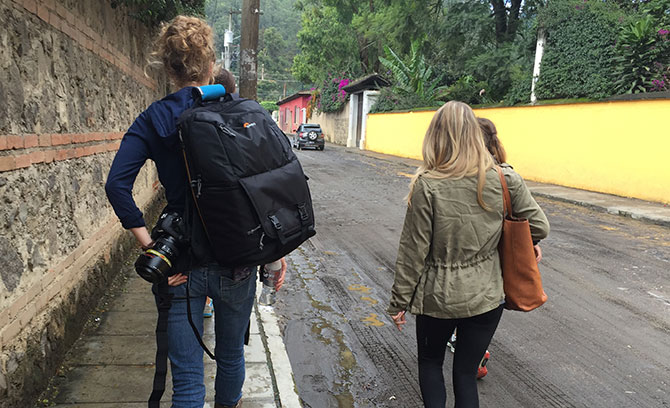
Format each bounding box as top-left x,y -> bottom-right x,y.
246,224 -> 265,251
191,176 -> 202,198
258,232 -> 265,251
218,123 -> 237,138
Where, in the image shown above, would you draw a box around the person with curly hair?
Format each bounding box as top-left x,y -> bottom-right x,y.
105,16 -> 285,408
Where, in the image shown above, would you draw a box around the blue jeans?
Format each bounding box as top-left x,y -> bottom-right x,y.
153,264 -> 257,408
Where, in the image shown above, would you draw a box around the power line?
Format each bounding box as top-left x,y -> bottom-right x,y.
258,78 -> 303,82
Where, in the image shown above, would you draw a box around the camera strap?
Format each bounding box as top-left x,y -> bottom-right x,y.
149,282 -> 173,408
186,282 -> 216,360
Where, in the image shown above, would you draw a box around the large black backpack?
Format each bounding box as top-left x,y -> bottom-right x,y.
177,89 -> 315,267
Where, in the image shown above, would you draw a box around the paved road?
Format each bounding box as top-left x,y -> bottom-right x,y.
273,145 -> 670,408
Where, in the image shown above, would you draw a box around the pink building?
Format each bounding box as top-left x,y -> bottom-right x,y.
277,91 -> 312,134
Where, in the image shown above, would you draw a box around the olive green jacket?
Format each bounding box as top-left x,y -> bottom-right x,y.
388,165 -> 550,319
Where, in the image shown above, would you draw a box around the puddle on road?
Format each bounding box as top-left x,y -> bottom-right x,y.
289,246 -> 359,408
360,296 -> 378,305
309,316 -> 358,407
361,313 -> 385,327
599,224 -> 618,231
348,284 -> 371,294
312,298 -> 334,312
334,388 -> 355,408
340,349 -> 356,371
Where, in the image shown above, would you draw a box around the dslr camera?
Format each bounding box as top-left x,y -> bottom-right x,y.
134,212 -> 188,283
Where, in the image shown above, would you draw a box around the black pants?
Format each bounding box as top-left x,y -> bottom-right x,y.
416,305 -> 503,408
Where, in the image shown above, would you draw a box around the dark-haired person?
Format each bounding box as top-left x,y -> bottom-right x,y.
478,116 -> 543,262
441,116 -> 544,381
202,65 -> 239,319
388,101 -> 549,408
477,117 -> 506,164
212,65 -> 237,93
105,16 -> 285,408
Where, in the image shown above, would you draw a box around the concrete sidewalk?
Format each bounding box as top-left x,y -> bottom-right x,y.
343,146 -> 670,227
524,181 -> 670,227
43,270 -> 301,408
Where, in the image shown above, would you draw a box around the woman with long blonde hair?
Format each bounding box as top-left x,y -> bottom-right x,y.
388,101 -> 549,408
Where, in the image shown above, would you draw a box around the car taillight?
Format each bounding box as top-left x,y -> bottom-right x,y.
299,132 -> 306,138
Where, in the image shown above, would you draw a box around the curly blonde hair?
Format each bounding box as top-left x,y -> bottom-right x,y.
149,15 -> 215,87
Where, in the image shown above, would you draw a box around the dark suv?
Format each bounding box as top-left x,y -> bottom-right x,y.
293,124 -> 325,151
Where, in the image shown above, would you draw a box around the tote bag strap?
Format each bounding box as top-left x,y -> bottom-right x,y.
495,166 -> 513,217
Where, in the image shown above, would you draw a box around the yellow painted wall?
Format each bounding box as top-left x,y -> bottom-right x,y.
365,100 -> 670,204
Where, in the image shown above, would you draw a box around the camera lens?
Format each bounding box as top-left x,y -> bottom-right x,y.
134,235 -> 180,283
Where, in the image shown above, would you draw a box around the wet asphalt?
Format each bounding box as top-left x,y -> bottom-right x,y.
273,144 -> 670,408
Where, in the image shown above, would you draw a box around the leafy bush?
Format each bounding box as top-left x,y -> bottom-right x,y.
259,101 -> 279,113
318,74 -> 350,113
650,62 -> 669,91
369,88 -> 441,113
444,75 -> 489,105
614,14 -> 670,93
370,39 -> 448,113
464,43 -> 521,103
503,67 -> 533,106
379,40 -> 446,103
535,0 -> 626,100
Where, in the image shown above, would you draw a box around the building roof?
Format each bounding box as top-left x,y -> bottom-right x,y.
342,74 -> 390,94
277,90 -> 313,106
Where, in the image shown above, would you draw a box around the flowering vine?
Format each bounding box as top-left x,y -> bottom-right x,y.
319,73 -> 351,113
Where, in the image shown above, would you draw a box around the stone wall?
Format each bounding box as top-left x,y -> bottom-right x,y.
309,103 -> 350,146
0,0 -> 167,406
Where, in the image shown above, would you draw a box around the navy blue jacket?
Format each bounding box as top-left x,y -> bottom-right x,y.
105,87 -> 195,229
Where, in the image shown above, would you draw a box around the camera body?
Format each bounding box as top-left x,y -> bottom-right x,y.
135,212 -> 188,284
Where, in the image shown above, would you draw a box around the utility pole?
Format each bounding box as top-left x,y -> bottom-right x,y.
239,0 -> 260,100
224,9 -> 241,70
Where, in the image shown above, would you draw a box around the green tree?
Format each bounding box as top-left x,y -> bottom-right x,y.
259,27 -> 291,77
292,0 -> 442,84
291,6 -> 362,83
379,41 -> 445,103
426,0 -> 540,104
535,0 -> 627,100
490,0 -> 523,44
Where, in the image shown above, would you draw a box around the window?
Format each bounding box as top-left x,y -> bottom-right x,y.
285,108 -> 289,125
294,105 -> 298,123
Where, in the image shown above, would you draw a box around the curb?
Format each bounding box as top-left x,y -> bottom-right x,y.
255,281 -> 303,407
526,184 -> 670,228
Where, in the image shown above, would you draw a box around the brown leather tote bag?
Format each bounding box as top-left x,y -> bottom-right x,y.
496,166 -> 547,311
